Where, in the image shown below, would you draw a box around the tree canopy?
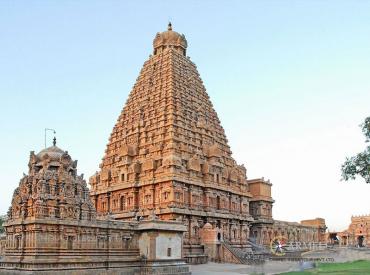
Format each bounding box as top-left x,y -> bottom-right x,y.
0,216 -> 4,234
341,116 -> 370,183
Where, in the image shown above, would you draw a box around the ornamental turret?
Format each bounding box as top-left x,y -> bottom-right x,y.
8,140 -> 96,221
153,22 -> 187,55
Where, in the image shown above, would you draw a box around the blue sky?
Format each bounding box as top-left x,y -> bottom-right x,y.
0,1 -> 369,230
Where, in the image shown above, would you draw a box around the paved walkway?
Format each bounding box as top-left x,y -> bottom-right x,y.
190,248 -> 370,275
190,261 -> 304,275
302,247 -> 370,262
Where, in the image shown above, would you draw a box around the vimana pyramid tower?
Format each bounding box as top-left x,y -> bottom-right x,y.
89,23 -> 276,262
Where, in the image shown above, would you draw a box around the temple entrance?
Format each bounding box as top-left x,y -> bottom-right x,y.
217,232 -> 221,241
329,233 -> 339,245
358,236 -> 364,247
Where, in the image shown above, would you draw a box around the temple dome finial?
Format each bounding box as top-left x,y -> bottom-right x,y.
153,22 -> 187,56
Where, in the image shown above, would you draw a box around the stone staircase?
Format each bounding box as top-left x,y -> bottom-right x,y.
183,244 -> 208,264
247,240 -> 269,253
221,241 -> 268,264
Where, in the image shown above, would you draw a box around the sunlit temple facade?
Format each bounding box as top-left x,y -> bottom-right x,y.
89,23 -> 327,263
0,24 -> 328,270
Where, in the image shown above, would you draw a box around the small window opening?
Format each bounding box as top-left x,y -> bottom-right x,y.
67,236 -> 73,250
120,196 -> 125,211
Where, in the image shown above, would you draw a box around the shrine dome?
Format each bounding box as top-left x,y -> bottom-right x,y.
153,23 -> 187,55
37,145 -> 65,161
33,138 -> 73,167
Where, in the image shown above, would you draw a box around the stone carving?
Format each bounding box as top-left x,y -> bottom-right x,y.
86,25 -> 329,263
1,140 -> 189,274
8,144 -> 95,221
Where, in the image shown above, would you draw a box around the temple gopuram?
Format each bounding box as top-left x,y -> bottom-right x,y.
328,214 -> 370,247
89,23 -> 327,263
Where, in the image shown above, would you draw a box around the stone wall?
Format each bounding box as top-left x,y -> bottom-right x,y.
1,217 -> 189,273
251,218 -> 327,247
2,218 -> 140,269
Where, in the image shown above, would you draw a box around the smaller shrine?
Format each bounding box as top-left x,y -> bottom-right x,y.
328,214 -> 370,247
8,138 -> 96,222
0,139 -> 190,275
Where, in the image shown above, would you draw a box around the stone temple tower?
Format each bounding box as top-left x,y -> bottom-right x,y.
89,23 -> 274,262
8,140 -> 96,222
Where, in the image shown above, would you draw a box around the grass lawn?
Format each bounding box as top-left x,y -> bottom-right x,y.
279,260 -> 370,274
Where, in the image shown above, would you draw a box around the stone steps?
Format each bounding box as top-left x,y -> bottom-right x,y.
183,244 -> 208,264
222,241 -> 268,265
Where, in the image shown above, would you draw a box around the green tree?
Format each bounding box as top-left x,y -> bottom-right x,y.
0,216 -> 4,234
341,117 -> 370,183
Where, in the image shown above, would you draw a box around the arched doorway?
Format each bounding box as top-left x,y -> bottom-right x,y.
329,233 -> 338,245
358,236 -> 364,247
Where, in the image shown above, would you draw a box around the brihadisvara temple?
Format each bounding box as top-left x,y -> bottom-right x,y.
0,24 -> 327,274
